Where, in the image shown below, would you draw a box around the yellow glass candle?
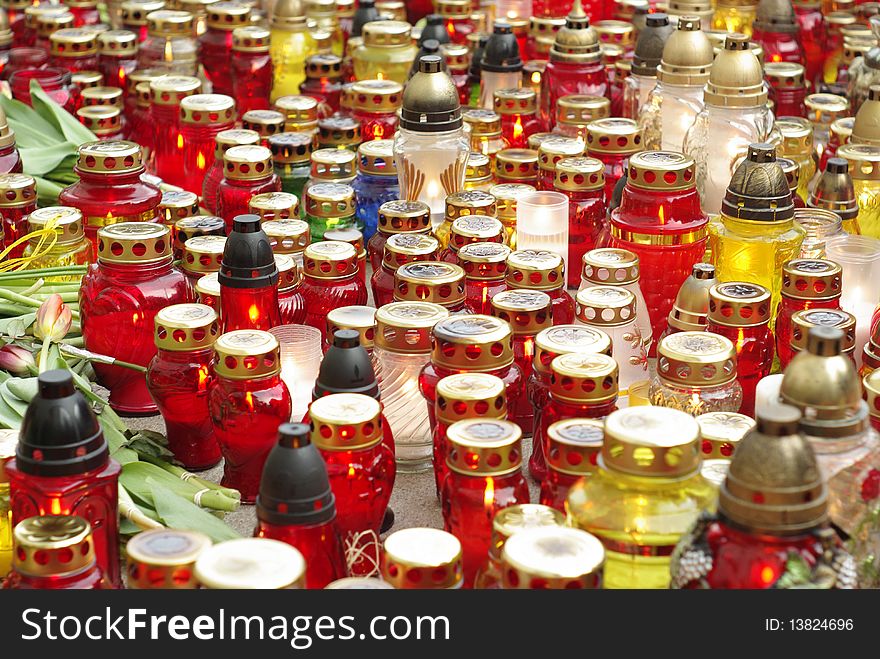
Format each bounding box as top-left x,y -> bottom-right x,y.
269,0 -> 317,101
712,0 -> 758,37
0,432 -> 15,578
838,143 -> 880,238
352,21 -> 418,84
20,207 -> 94,278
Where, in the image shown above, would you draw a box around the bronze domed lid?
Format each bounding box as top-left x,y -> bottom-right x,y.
400,55 -> 462,133
666,262 -> 716,331
272,0 -> 306,28
807,158 -> 858,221
550,0 -> 601,64
704,34 -> 767,108
754,0 -> 798,33
780,326 -> 869,438
657,16 -> 713,86
631,13 -> 673,77
852,84 -> 880,146
721,144 -> 795,222
719,404 -> 828,536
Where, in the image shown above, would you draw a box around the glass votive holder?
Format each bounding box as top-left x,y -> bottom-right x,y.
269,324 -> 324,421
515,190 -> 570,276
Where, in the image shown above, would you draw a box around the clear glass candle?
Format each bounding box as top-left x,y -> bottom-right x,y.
515,190 -> 571,274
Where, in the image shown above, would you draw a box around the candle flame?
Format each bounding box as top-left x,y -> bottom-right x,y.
376,71 -> 385,81
177,133 -> 184,150
484,476 -> 494,510
245,391 -> 254,411
447,20 -> 455,36
658,204 -> 665,225
512,116 -> 524,143
198,365 -> 209,388
248,304 -> 260,323
348,465 -> 356,478
49,498 -> 62,515
771,54 -> 782,63
197,150 -> 206,170
531,71 -> 541,85
118,67 -> 127,86
164,40 -> 173,62
373,123 -> 384,140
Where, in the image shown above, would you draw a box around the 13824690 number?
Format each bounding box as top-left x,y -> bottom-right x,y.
790,619 -> 854,631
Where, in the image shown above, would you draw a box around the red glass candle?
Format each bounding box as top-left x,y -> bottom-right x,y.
817,120 -> 853,173
64,0 -> 100,26
528,323 -> 612,480
96,30 -> 138,91
201,128 -> 261,215
585,117 -> 641,202
300,240 -> 368,341
350,79 -> 402,142
540,7 -> 607,130
196,273 -> 220,313
49,28 -> 98,73
310,393 -> 396,577
181,234 -> 225,298
157,189 -> 200,229
608,151 -> 708,343
173,214 -> 226,260
540,418 -> 602,513
554,156 -> 606,287
216,145 -> 282,230
792,0 -> 823,88
751,12 -> 804,68
493,88 -> 542,149
76,105 -> 124,140
493,148 -> 539,188
199,1 -> 251,97
368,199 -> 432,272
219,215 -> 281,332
10,67 -> 75,113
442,42 -> 471,106
394,260 -> 467,313
324,227 -> 367,286
441,418 -> 530,588
0,173 -> 36,259
5,516 -> 106,590
537,136 -> 584,191
255,423 -> 347,590
705,282 -> 774,417
179,93 -> 236,197
125,80 -> 153,155
33,9 -> 74,52
419,314 -> 525,433
148,74 -> 202,188
275,253 -> 306,325
147,303 -> 222,470
371,232 -> 439,306
4,0 -> 30,48
79,222 -> 188,413
1,47 -> 49,82
459,242 -> 511,315
492,288 -> 554,432
435,0 -> 474,45
300,54 -> 344,114
765,62 -> 807,118
527,17 -> 565,62
5,370 -> 121,587
58,140 -> 161,254
231,26 -> 273,114
505,249 -> 576,324
120,0 -> 164,43
439,215 -> 505,265
775,258 -> 843,370
208,330 -> 292,503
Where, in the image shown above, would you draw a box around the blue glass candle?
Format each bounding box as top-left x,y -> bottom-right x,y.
352,139 -> 400,241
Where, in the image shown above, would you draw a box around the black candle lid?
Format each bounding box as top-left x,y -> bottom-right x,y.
313,329 -> 380,399
481,22 -> 522,73
421,14 -> 451,46
469,34 -> 489,80
16,370 -> 109,477
256,423 -> 336,526
218,214 -> 279,289
351,0 -> 380,37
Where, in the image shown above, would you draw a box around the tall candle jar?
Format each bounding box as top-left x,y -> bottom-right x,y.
58,140 -> 161,254
435,190 -> 496,251
553,156 -> 605,287
440,417 -> 530,587
494,88 -> 541,149
439,215 -> 505,266
373,301 -> 450,472
353,139 -> 400,241
765,62 -> 807,118
201,129 -> 260,214
540,418 -> 603,513
310,393 -> 396,577
442,42 -> 471,106
490,182 -> 535,248
368,199 -> 431,271
705,281 -> 774,417
585,117 -> 641,203
79,223 -> 189,413
304,182 -> 358,241
269,0 -> 316,101
381,528 -> 463,589
199,1 -> 250,96
505,248 -> 575,324
352,20 -> 417,84
146,303 -> 222,470
178,93 -> 236,197
459,242 -> 512,315
216,145 -> 282,231
147,74 -> 202,187
0,172 -> 35,259
97,29 -> 138,91
300,240 -> 367,340
478,22 -> 523,111
181,234 -> 226,297
208,329 -> 291,502
567,406 -> 716,589
394,55 -> 470,231
138,10 -> 198,75
372,232 -> 439,306
622,13 -> 672,121
6,370 -> 122,587
230,26 -> 273,114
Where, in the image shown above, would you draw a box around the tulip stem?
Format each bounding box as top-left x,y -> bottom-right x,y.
0,288 -> 80,320
38,339 -> 51,375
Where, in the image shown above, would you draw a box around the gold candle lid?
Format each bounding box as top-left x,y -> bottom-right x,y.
49,27 -> 98,56
381,528 -> 463,589
445,190 -> 497,221
666,262 -> 716,331
491,289 -> 552,335
174,215 -> 225,252
594,18 -> 635,46
489,504 -> 566,562
777,116 -> 814,157
25,5 -> 70,30
27,207 -> 85,245
304,182 -> 355,218
146,9 -> 195,37
445,417 -> 523,476
275,253 -> 299,291
180,93 -> 236,125
393,261 -> 466,307
76,139 -> 146,174
557,95 -> 611,127
195,272 -> 220,299
0,173 -> 36,209
81,86 -> 124,109
13,516 -> 97,579
374,301 -> 449,354
581,248 -> 639,285
493,87 -> 537,116
440,41 -> 469,70
534,324 -> 613,376
382,233 -> 439,271
495,148 -> 539,181
214,128 -> 260,158
223,144 -> 273,180
267,132 -> 313,166
789,308 -> 856,354
377,200 -> 431,234
656,331 -> 738,387
250,192 -> 301,221
704,34 -> 767,107
707,281 -> 772,327
449,215 -> 504,252
458,242 -> 512,281
309,392 -> 383,451
149,75 -> 203,106
126,529 -> 212,589
490,183 -> 536,220
127,68 -> 167,97
120,0 -> 167,27
547,418 -> 604,476
805,92 -> 850,126
431,314 -> 514,371
549,352 -> 618,404
350,79 -> 404,115
554,156 -> 604,192
781,258 -> 843,301
538,137 -> 585,172
35,10 -> 74,37
159,190 -> 200,225
213,330 -> 281,379
465,152 -> 491,184
696,411 -> 755,461
182,235 -> 226,274
305,53 -> 342,79
310,148 -> 357,180
601,405 -> 701,477
274,95 -> 319,130
764,61 -> 805,87
626,150 -> 696,191
837,143 -> 880,180
463,108 -> 502,136
361,19 -> 411,46
195,538 -> 305,589
357,138 -> 397,176
864,370 -> 880,424
506,249 -> 565,291
154,303 -> 219,351
71,70 -> 104,88
241,109 -> 286,139
98,222 -> 170,264
316,115 -> 362,148
97,28 -> 138,58
76,105 -> 122,136
206,0 -> 251,29
435,372 -> 507,424
586,117 -> 642,154
326,305 -> 376,349
433,0 -> 470,17
501,527 -> 605,589
527,132 -> 556,151
575,285 -> 636,327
